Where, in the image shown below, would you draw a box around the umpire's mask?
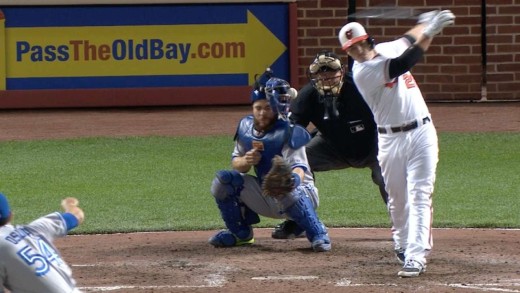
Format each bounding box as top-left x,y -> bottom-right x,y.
308,51 -> 345,97
308,51 -> 344,120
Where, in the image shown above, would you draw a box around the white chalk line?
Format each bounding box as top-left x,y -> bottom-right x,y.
79,275 -> 227,291
83,274 -> 322,291
75,261 -> 229,290
78,277 -> 520,291
336,279 -> 520,291
448,283 -> 520,293
251,275 -> 319,280
336,278 -> 397,287
79,284 -> 220,291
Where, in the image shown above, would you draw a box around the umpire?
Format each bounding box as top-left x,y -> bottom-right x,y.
272,50 -> 388,239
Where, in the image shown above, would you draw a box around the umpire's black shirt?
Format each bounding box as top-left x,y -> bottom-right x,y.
289,72 -> 378,160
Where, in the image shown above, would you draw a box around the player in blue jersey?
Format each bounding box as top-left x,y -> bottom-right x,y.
208,69 -> 331,252
0,193 -> 85,293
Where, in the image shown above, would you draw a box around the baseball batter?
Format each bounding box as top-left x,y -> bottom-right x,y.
208,71 -> 331,252
338,10 -> 455,277
0,193 -> 85,292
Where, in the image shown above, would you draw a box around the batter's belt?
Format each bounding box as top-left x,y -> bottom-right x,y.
377,116 -> 431,134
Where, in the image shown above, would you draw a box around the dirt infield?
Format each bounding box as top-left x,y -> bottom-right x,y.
1,102 -> 519,141
2,102 -> 519,292
57,229 -> 520,293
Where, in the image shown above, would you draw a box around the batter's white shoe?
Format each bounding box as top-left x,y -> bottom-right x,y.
398,260 -> 426,277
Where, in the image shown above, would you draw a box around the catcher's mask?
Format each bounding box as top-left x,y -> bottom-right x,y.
308,51 -> 344,119
265,77 -> 297,121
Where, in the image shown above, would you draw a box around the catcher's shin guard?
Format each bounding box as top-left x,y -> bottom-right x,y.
210,170 -> 259,241
283,192 -> 331,252
211,170 -> 245,201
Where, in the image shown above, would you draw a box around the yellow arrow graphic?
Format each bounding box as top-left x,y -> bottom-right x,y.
6,10 -> 286,84
0,10 -> 6,90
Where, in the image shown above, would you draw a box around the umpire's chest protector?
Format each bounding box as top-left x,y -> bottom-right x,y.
235,116 -> 310,179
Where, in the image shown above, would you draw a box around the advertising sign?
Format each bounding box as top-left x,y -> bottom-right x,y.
0,3 -> 294,108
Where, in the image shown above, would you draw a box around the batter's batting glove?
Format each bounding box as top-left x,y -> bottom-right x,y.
423,10 -> 455,38
262,156 -> 300,198
417,10 -> 439,24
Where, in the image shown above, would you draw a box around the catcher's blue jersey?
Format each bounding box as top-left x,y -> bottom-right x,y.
233,116 -> 311,182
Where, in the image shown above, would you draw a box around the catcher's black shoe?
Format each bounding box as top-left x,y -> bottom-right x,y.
271,220 -> 306,239
395,248 -> 405,264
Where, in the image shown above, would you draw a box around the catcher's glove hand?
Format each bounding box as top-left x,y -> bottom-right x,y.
262,155 -> 300,198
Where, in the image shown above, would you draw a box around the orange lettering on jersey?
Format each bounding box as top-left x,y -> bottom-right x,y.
385,78 -> 397,88
385,74 -> 417,89
403,73 -> 417,89
252,140 -> 264,151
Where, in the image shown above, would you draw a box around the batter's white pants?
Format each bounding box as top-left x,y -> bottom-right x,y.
378,122 -> 438,266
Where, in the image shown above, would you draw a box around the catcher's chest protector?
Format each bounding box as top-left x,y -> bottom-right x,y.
236,117 -> 289,180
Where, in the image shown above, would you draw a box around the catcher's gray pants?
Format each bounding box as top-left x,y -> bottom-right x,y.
238,174 -> 319,220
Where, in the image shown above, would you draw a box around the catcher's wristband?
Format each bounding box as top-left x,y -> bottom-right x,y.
291,173 -> 301,188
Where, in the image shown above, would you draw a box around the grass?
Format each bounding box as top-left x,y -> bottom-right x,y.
0,132 -> 518,234
433,133 -> 520,228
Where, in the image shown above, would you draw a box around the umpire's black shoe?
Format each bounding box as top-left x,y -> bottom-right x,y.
271,220 -> 306,239
395,248 -> 405,264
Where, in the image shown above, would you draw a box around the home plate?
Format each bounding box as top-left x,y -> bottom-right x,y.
252,275 -> 319,281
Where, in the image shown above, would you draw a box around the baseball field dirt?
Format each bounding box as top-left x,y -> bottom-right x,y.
1,102 -> 519,292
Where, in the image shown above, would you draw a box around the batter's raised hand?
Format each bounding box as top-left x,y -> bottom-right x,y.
423,10 -> 455,37
417,10 -> 439,24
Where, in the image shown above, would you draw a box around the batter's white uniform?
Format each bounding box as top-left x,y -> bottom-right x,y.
352,37 -> 439,266
0,212 -> 82,293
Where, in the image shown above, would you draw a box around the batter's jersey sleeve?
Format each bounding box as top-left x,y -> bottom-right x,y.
374,37 -> 413,82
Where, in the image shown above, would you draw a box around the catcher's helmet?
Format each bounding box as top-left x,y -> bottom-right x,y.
0,193 -> 11,224
250,68 -> 274,103
265,77 -> 297,120
338,22 -> 374,50
307,50 -> 345,96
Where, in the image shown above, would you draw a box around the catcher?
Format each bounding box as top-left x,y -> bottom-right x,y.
208,70 -> 331,252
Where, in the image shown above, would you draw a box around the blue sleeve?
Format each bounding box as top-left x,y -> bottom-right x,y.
61,212 -> 79,231
287,124 -> 311,149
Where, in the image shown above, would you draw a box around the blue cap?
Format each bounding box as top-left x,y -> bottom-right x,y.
250,88 -> 266,103
250,68 -> 274,103
0,193 -> 11,222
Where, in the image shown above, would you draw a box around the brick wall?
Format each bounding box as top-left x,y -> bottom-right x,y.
295,0 -> 520,101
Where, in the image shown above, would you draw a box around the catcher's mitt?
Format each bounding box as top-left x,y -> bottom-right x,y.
262,155 -> 297,198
